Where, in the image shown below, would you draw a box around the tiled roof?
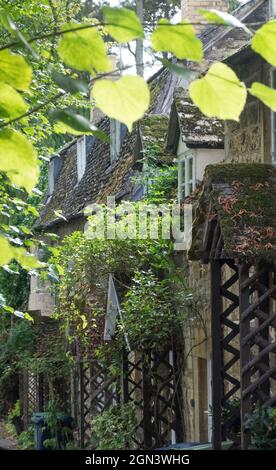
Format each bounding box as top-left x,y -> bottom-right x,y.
174,88 -> 224,148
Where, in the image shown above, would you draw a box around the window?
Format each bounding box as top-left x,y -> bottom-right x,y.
110,119 -> 121,163
178,154 -> 195,200
110,120 -> 127,164
77,136 -> 86,182
272,69 -> 276,164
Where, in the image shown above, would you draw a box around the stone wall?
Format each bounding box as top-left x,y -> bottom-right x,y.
181,0 -> 228,31
225,54 -> 272,164
181,260 -> 212,442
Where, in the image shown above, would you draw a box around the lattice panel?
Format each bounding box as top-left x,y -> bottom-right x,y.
123,348 -> 184,449
220,260 -> 241,435
77,360 -> 119,449
240,262 -> 276,448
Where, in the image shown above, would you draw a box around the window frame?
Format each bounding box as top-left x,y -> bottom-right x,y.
77,135 -> 86,182
178,152 -> 195,200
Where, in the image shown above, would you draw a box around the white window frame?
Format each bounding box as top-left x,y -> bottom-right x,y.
77,135 -> 86,182
48,159 -> 55,196
110,119 -> 121,163
178,152 -> 195,200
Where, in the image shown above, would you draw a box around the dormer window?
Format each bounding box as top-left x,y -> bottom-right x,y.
110,120 -> 127,164
110,119 -> 121,163
47,155 -> 63,200
77,136 -> 86,182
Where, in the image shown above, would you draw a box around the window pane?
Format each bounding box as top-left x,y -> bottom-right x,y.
181,162 -> 185,180
187,157 -> 193,181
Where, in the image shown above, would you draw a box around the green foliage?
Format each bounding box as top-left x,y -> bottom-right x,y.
252,20 -> 276,66
0,49 -> 32,90
18,425 -> 35,450
102,6 -> 144,42
121,270 -> 186,350
92,75 -> 150,131
50,109 -> 109,140
91,403 -> 136,450
189,62 -> 247,121
249,82 -> 276,111
58,23 -> 111,74
0,82 -> 28,119
245,406 -> 276,450
151,19 -> 203,62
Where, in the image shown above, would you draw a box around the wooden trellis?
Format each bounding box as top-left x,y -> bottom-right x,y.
205,218 -> 276,449
122,347 -> 184,449
74,345 -> 184,450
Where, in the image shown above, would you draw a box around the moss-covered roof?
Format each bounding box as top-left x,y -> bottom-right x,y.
189,163 -> 276,262
174,89 -> 224,148
139,114 -> 173,164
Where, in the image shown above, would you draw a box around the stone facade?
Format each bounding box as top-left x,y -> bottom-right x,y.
225,53 -> 272,164
181,0 -> 228,30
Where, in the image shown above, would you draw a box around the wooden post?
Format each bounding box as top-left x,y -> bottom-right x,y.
239,263 -> 251,450
142,351 -> 152,449
211,260 -> 223,449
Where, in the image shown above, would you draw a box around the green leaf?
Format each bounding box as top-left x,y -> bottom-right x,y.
0,129 -> 39,193
198,8 -> 251,35
189,62 -> 247,121
0,49 -> 32,90
92,75 -> 150,131
252,20 -> 276,66
15,248 -> 43,270
50,109 -> 110,141
0,82 -> 28,119
51,70 -> 89,95
151,19 -> 203,62
58,23 -> 111,73
248,82 -> 276,111
0,235 -> 14,266
160,58 -> 197,83
24,312 -> 34,322
102,6 -> 144,42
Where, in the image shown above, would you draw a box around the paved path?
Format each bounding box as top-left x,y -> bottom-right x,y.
0,421 -> 17,450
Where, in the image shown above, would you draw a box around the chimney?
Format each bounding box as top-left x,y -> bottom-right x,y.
181,1 -> 228,32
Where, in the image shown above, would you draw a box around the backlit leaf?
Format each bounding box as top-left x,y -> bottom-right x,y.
0,49 -> 32,90
0,235 -> 14,266
58,23 -> 111,73
151,19 -> 203,62
0,82 -> 28,119
92,75 -> 150,131
249,82 -> 276,111
102,6 -> 144,42
0,129 -> 39,193
189,62 -> 247,121
252,20 -> 276,66
198,9 -> 251,35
